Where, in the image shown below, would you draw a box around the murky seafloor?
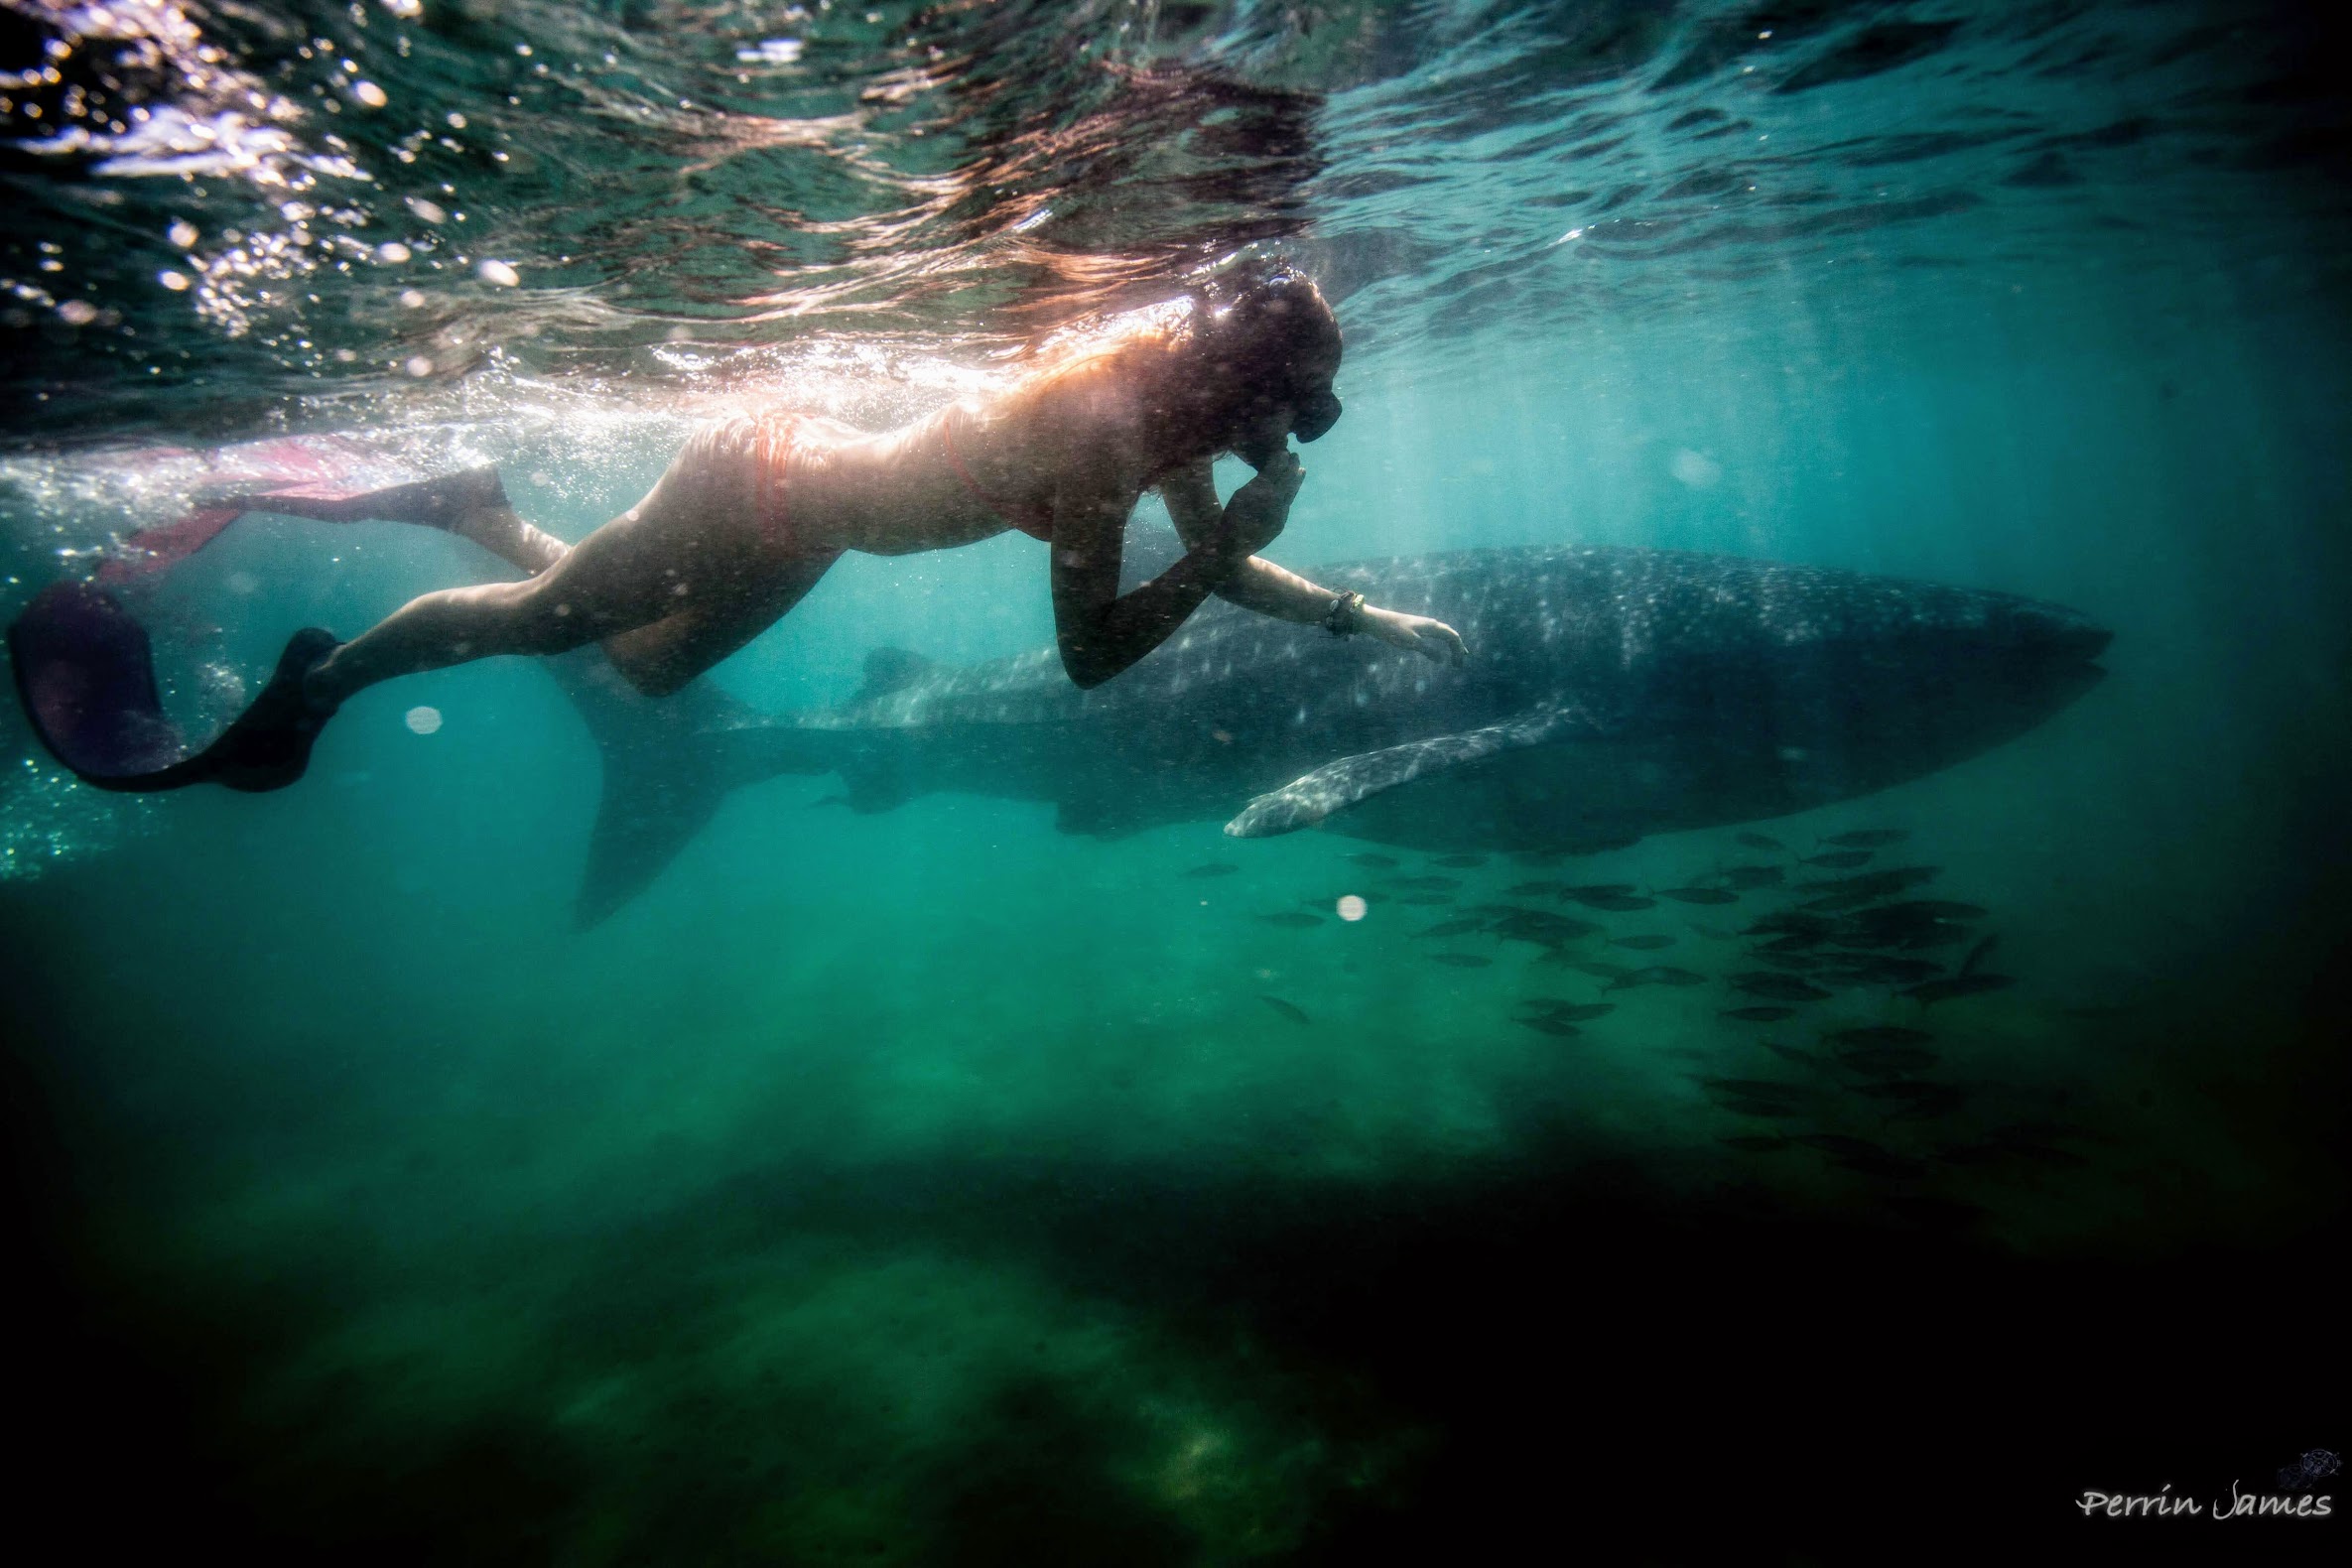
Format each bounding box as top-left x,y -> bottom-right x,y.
4,2 -> 2346,1560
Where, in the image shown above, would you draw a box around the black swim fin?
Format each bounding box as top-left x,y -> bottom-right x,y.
9,580 -> 341,793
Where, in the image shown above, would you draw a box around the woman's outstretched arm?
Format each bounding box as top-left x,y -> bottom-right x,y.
1158,458 -> 1468,663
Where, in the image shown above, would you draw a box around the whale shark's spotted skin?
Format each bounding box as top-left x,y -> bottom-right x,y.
744,546 -> 2108,851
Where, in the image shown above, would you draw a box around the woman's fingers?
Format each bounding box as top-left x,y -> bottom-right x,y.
1376,612 -> 1469,664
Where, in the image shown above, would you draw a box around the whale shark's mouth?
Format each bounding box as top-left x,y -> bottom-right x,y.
2051,624 -> 2114,666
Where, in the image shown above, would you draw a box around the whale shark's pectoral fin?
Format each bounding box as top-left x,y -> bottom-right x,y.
1224,707 -> 1609,839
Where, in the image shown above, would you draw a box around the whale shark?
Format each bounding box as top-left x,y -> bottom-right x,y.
558,543 -> 2111,926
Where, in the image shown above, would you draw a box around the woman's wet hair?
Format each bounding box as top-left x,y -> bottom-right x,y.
1119,259 -> 1342,453
1184,260 -> 1345,441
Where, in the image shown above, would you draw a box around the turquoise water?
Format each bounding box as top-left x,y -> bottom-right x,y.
5,2 -> 2347,1559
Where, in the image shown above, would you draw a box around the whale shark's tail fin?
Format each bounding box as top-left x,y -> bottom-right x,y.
547,651 -> 847,929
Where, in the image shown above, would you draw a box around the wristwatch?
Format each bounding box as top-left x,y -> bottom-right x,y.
1324,589 -> 1367,638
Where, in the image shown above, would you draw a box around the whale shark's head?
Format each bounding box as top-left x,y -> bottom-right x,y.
1715,570 -> 2113,803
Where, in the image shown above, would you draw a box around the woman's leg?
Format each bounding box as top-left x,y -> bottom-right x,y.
304,420 -> 782,708
601,547 -> 843,697
304,510 -> 678,705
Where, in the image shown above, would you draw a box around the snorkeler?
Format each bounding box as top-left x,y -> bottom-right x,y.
11,264 -> 1467,793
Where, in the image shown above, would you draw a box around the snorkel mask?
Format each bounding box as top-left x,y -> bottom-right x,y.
1292,384 -> 1342,443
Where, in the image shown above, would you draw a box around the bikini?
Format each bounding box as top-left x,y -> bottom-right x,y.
751,411 -> 805,550
940,407 -> 1055,542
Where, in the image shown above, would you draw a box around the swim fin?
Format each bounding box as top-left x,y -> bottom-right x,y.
9,580 -> 341,793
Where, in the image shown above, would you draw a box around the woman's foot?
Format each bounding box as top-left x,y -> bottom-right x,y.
199,627 -> 344,792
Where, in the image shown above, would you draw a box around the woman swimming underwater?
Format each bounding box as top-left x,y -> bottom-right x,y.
11,264 -> 1467,792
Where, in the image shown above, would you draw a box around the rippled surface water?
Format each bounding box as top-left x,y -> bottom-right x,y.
3,2 -> 2347,1562
6,0 -> 2346,439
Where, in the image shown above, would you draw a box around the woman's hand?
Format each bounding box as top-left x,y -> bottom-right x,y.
1212,449 -> 1304,562
1363,605 -> 1470,664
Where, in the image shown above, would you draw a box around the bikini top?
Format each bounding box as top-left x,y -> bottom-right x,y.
940,408 -> 1055,542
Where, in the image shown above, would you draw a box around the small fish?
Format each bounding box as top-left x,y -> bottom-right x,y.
1578,893 -> 1657,913
1565,961 -> 1635,981
1722,1005 -> 1798,1022
1521,1001 -> 1617,1022
1746,912 -> 1836,938
1430,953 -> 1493,969
1430,853 -> 1488,868
1258,911 -> 1325,928
1347,852 -> 1400,868
1959,933 -> 2000,976
1416,917 -> 1490,939
1800,850 -> 1875,868
1836,1046 -> 1938,1075
1507,880 -> 1567,896
1799,866 -> 1941,897
1566,883 -> 1637,898
1611,965 -> 1705,989
1824,1025 -> 1934,1048
1397,894 -> 1457,906
1825,829 -> 1910,849
1655,886 -> 1739,905
1903,974 -> 2015,1005
1730,974 -> 1831,1002
1184,862 -> 1240,878
1611,934 -> 1676,951
1717,1134 -> 1792,1152
1736,833 -> 1786,850
1888,1086 -> 1973,1119
1516,1017 -> 1583,1037
1258,994 -> 1311,1025
1757,936 -> 1824,959
1492,912 -> 1603,942
1722,865 -> 1784,889
1754,952 -> 1824,973
1872,900 -> 1987,922
1389,875 -> 1461,891
1820,956 -> 1944,984
1764,1042 -> 1823,1067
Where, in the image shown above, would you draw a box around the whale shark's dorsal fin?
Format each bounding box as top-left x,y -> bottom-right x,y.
850,647 -> 934,706
1225,706 -> 1612,838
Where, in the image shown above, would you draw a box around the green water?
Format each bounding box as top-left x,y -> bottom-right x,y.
10,262 -> 2345,1560
6,0 -> 2349,1557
